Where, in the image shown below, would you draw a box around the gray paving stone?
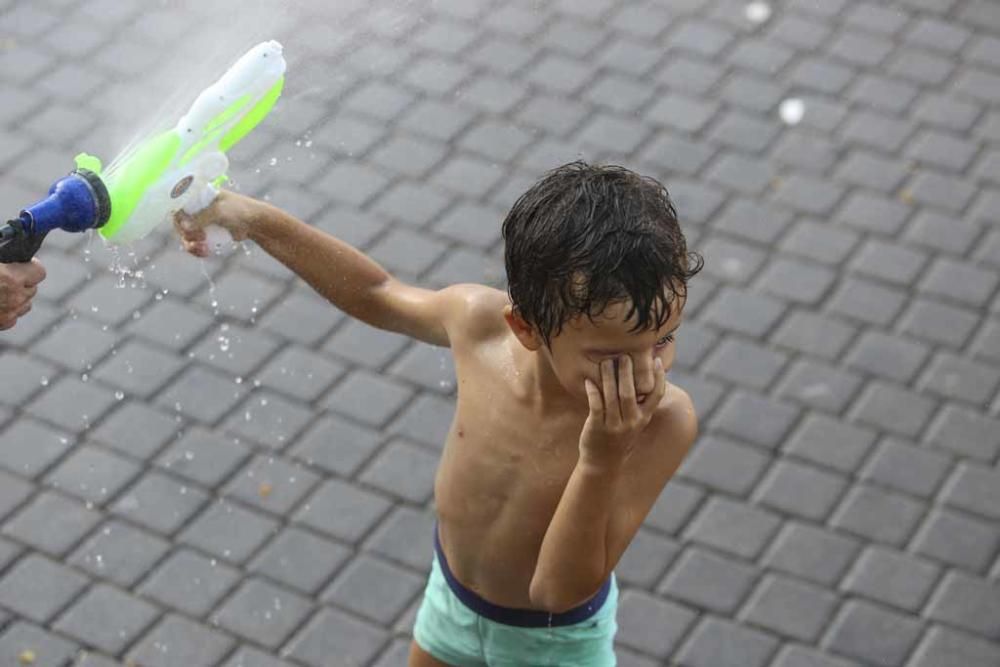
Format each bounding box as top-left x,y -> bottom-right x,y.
0,553 -> 89,623
284,606 -> 389,667
44,444 -> 141,506
615,589 -> 697,658
137,547 -> 241,617
677,434 -> 770,497
763,521 -> 861,587
110,471 -> 210,536
89,401 -> 179,461
710,390 -> 800,450
926,570 -> 1000,639
727,38 -> 795,74
214,577 -> 314,649
156,426 -> 250,489
699,236 -> 767,285
358,439 -> 438,504
704,338 -> 787,390
616,527 -> 679,589
323,319 -> 410,370
845,330 -> 930,384
940,462 -> 1000,522
919,257 -> 999,308
222,454 -> 319,517
914,93 -> 981,132
295,479 -> 393,544
851,380 -> 938,438
825,599 -> 924,666
741,573 -> 840,642
645,93 -> 718,134
289,413 -> 384,478
848,74 -> 919,115
249,526 -> 351,596
919,352 -> 1000,407
779,219 -> 859,266
656,55 -> 725,96
908,624 -> 1000,667
828,277 -> 909,328
912,507 -> 1000,575
91,340 -> 186,399
0,417 -> 75,478
675,615 -> 780,667
156,366 -> 247,426
703,287 -> 786,339
848,238 -> 928,286
127,613 -> 235,667
767,13 -> 832,49
858,437 -> 952,499
0,621 -> 79,667
927,405 -> 1000,463
684,496 -> 782,561
785,413 -> 878,475
828,29 -> 894,67
658,546 -> 757,614
456,76 -> 530,114
372,182 -> 452,229
322,553 -> 424,624
771,645 -> 857,667
363,506 -> 435,573
771,310 -> 857,363
178,499 -> 278,564
222,646 -> 297,667
125,297 -> 215,351
32,318 -> 117,374
24,374 -> 118,433
753,459 -> 848,521
756,258 -> 837,305
68,520 -> 169,588
388,343 -> 456,395
829,484 -> 926,548
898,297 -> 983,349
189,323 -> 281,378
3,490 -> 101,557
0,353 -> 57,408
53,582 -> 160,655
775,359 -> 864,415
842,545 -> 940,612
221,390 -> 314,451
906,168 -> 978,213
386,393 -> 455,451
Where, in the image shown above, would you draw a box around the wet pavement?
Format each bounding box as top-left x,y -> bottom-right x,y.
0,0 -> 998,665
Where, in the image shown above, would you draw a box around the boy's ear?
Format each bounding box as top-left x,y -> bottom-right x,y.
503,305 -> 543,351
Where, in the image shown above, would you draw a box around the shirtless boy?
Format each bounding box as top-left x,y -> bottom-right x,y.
175,162 -> 703,666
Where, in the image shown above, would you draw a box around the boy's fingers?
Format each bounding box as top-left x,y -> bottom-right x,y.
584,378 -> 603,416
602,359 -> 620,427
619,355 -> 639,423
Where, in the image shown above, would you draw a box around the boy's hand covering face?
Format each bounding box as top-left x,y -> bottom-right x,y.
580,354 -> 667,469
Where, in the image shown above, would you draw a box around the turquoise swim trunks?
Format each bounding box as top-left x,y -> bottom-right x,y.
413,527 -> 619,666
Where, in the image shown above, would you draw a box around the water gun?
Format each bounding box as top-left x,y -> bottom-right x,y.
0,40 -> 286,264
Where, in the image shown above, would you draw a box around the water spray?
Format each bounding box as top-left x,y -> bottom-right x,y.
0,40 -> 287,264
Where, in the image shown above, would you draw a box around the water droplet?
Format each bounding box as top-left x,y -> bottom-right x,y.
779,98 -> 805,125
745,1 -> 772,24
115,391 -> 125,400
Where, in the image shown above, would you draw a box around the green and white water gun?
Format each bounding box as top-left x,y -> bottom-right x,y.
1,40 -> 286,262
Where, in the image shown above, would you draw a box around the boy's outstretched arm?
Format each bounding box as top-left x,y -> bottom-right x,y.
174,191 -> 473,347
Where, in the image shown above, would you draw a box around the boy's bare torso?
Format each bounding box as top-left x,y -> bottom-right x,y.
433,286 -> 683,609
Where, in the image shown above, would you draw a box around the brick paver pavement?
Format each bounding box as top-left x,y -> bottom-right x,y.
1,0 -> 999,665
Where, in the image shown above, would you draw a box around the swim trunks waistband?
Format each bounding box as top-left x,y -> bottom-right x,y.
433,524 -> 612,628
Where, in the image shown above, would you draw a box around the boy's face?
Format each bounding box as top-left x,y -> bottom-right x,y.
541,297 -> 684,405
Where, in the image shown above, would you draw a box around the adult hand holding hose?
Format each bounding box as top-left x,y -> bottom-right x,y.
0,259 -> 45,331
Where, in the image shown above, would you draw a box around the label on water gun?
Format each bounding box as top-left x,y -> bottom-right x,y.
84,40 -> 286,245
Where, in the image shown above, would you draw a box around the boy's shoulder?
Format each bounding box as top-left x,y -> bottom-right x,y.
442,283 -> 510,344
642,383 -> 698,460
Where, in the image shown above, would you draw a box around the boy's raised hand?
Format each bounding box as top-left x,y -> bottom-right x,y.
173,190 -> 258,257
580,354 -> 667,470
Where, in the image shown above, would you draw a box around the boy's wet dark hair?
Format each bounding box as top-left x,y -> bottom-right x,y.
502,161 -> 703,347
